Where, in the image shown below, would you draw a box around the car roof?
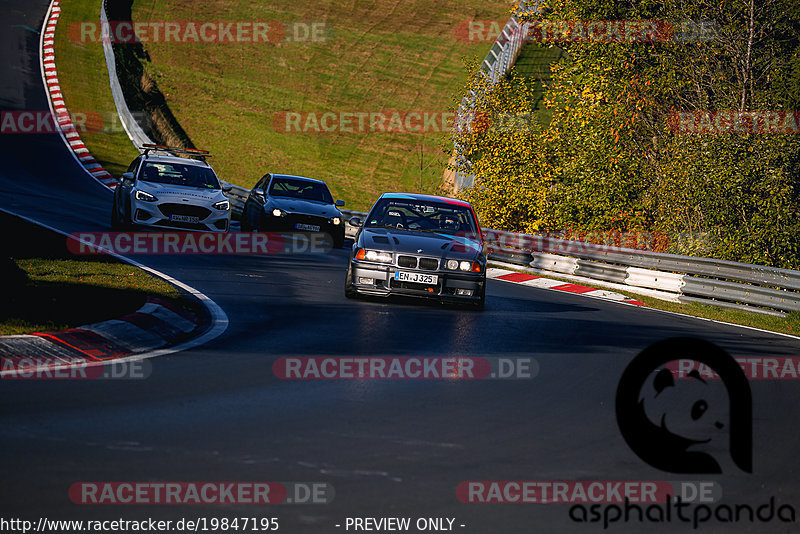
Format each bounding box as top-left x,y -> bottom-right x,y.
379,192 -> 472,208
141,154 -> 213,168
269,173 -> 327,185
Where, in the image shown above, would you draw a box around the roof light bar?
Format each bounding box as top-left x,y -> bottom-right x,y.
140,143 -> 211,160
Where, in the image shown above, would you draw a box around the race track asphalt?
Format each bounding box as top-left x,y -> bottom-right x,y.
2,2 -> 800,532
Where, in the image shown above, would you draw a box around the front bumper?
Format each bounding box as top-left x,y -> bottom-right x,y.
132,198 -> 230,232
348,260 -> 485,302
260,214 -> 345,240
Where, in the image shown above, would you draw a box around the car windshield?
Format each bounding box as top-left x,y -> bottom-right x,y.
269,177 -> 333,203
364,198 -> 479,236
139,162 -> 220,189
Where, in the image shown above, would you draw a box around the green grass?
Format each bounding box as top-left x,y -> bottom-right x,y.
0,212 -> 193,336
2,258 -> 184,335
632,295 -> 800,337
53,0 -> 513,208
53,0 -> 140,177
489,262 -> 800,337
122,0 -> 511,210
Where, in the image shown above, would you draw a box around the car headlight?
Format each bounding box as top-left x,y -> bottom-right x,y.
446,259 -> 482,272
332,217 -> 341,225
135,190 -> 157,202
355,249 -> 393,263
213,200 -> 230,211
272,208 -> 283,217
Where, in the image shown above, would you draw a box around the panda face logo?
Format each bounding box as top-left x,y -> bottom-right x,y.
616,338 -> 752,474
643,367 -> 728,446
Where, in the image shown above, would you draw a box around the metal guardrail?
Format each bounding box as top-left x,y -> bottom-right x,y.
226,184 -> 249,216
340,209 -> 367,238
526,241 -> 800,292
453,3 -> 535,191
483,228 -> 800,316
101,0 -> 153,149
481,12 -> 529,83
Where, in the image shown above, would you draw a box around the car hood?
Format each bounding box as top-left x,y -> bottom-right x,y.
267,196 -> 341,218
357,227 -> 484,260
138,181 -> 226,201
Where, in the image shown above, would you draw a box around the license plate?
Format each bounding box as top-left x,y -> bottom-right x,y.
394,271 -> 438,285
295,223 -> 321,232
170,214 -> 200,223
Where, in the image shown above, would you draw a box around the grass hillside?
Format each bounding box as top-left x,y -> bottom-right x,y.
54,1 -> 140,177
125,0 -> 510,209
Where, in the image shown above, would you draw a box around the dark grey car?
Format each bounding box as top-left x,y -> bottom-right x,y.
241,173 -> 346,248
345,192 -> 486,309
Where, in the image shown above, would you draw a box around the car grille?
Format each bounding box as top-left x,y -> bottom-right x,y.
398,256 -> 417,268
157,219 -> 207,230
159,203 -> 211,220
395,255 -> 438,270
419,258 -> 438,270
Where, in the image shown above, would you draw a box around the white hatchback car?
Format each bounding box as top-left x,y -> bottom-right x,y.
111,144 -> 232,232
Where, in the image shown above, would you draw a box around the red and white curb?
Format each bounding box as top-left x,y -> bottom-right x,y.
0,297 -> 201,376
487,267 -> 645,306
40,0 -> 117,189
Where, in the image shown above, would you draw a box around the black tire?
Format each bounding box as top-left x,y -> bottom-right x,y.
112,196 -> 132,230
240,207 -> 251,232
471,282 -> 486,311
255,212 -> 268,233
344,262 -> 358,299
122,198 -> 133,230
110,197 -> 122,229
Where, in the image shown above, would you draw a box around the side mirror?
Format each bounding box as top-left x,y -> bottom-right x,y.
253,188 -> 265,199
121,172 -> 134,183
221,181 -> 233,192
348,217 -> 362,227
335,199 -> 345,207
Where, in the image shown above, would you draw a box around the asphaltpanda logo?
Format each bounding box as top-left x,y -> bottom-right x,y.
616,338 -> 752,474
